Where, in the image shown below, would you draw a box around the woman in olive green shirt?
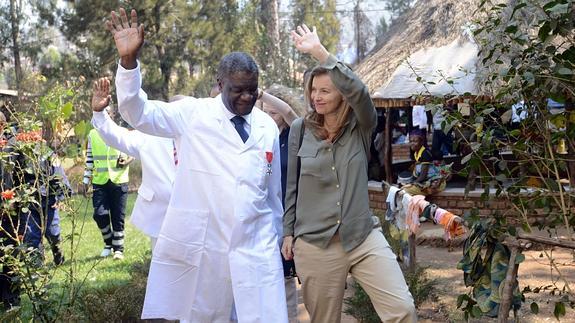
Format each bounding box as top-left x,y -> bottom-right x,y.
281,25 -> 416,323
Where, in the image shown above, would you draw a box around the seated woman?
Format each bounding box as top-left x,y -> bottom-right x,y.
401,129 -> 450,196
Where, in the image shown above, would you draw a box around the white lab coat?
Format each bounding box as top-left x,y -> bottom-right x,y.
116,62 -> 287,323
91,111 -> 176,238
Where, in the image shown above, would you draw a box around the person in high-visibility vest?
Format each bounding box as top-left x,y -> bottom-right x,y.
83,106 -> 133,260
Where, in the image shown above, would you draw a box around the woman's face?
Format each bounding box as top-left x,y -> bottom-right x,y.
262,102 -> 287,129
310,74 -> 343,116
410,135 -> 423,151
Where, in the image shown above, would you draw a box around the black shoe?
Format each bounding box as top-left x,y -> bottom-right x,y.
53,250 -> 64,266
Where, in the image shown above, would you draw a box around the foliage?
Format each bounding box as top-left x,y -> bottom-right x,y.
290,0 -> 341,79
353,3 -> 374,64
375,16 -> 389,45
420,0 -> 575,320
344,281 -> 382,323
385,0 -> 416,23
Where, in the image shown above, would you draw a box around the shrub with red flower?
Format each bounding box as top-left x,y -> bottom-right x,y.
16,130 -> 43,143
1,189 -> 15,200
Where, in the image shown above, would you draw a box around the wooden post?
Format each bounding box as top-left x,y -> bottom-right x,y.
408,232 -> 417,272
385,108 -> 393,184
498,238 -> 521,322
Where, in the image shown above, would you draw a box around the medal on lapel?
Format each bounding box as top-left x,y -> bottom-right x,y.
266,151 -> 273,175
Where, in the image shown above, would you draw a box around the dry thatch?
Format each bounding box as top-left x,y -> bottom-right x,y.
355,0 -> 481,97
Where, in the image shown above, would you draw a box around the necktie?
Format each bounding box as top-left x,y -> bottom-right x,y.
231,116 -> 249,143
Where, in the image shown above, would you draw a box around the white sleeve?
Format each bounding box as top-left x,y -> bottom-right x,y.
267,132 -> 284,246
91,111 -> 143,160
115,60 -> 191,138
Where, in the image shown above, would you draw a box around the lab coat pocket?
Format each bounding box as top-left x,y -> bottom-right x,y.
297,144 -> 321,177
155,208 -> 209,266
137,185 -> 155,202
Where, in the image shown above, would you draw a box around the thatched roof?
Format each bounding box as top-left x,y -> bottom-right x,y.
356,0 -> 482,99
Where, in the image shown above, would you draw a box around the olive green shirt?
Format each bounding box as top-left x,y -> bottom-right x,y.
283,54 -> 377,252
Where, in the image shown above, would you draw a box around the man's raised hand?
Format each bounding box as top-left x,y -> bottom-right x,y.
92,78 -> 111,112
105,8 -> 144,69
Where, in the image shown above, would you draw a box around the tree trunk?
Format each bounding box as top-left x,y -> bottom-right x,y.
10,0 -> 22,103
261,0 -> 281,84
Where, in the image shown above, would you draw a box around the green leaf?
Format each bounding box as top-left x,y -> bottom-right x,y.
539,22 -> 551,42
495,173 -> 507,182
471,305 -> 483,317
61,102 -> 73,119
557,67 -> 573,75
523,71 -> 535,86
530,302 -> 539,314
461,153 -> 472,164
521,222 -> 532,233
515,253 -> 525,264
457,294 -> 467,308
554,302 -> 566,320
504,25 -> 518,34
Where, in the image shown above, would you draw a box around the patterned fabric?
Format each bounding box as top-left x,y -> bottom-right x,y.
457,222 -> 522,317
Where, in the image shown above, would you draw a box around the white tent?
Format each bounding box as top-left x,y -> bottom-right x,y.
372,38 -> 479,99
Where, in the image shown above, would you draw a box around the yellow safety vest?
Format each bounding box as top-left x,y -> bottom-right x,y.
88,129 -> 129,185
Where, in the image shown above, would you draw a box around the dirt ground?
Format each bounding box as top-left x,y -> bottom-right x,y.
297,226 -> 575,322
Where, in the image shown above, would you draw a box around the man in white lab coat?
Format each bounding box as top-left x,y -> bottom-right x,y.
90,77 -> 176,251
105,8 -> 287,323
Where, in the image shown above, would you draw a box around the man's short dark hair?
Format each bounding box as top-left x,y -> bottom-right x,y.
217,52 -> 259,81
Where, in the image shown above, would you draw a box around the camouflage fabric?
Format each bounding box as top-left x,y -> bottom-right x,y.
457,222 -> 522,317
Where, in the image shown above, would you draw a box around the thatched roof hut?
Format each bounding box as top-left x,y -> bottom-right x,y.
355,0 -> 484,107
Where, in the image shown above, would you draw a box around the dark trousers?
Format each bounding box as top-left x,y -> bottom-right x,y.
431,129 -> 453,156
23,195 -> 60,250
92,180 -> 128,252
0,217 -> 21,308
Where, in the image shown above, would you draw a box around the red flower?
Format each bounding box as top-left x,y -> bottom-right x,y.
1,190 -> 15,200
266,151 -> 273,163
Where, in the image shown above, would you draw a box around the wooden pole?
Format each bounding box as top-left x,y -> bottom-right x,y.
517,233 -> 575,249
385,109 -> 393,184
499,238 -> 521,322
408,233 -> 417,272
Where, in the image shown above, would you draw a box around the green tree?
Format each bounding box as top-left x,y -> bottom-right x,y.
290,0 -> 340,80
0,0 -> 58,100
385,0 -> 415,22
375,16 -> 388,44
353,1 -> 374,64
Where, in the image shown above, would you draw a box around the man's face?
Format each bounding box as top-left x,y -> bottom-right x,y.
219,72 -> 258,116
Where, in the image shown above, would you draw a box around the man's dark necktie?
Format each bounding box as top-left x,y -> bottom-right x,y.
231,116 -> 249,143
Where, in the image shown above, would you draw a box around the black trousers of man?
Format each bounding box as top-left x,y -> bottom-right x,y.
92,180 -> 128,252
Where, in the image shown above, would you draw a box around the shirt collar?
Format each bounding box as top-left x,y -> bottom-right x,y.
219,95 -> 252,126
414,146 -> 426,161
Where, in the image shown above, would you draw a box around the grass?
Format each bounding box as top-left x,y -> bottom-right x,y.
18,193 -> 151,320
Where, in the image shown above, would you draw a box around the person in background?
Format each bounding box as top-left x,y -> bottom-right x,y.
91,77 -> 177,252
402,129 -> 449,196
260,85 -> 300,322
282,24 -> 416,323
83,105 -> 133,260
0,112 -> 23,309
431,105 -> 453,157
